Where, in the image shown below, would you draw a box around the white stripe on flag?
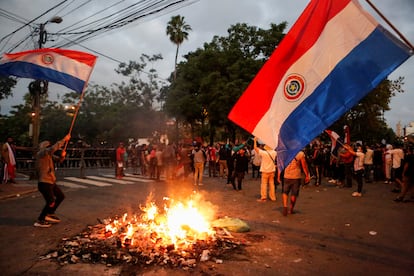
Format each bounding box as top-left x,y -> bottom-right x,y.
3,52 -> 92,81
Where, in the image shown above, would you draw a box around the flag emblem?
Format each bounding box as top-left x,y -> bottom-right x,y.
284,74 -> 306,101
42,54 -> 54,65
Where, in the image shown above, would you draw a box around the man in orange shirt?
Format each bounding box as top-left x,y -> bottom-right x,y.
279,150 -> 311,216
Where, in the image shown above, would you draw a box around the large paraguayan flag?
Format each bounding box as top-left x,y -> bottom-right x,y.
228,0 -> 413,171
0,48 -> 97,93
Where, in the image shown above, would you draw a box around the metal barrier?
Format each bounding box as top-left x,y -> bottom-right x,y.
15,147 -> 117,178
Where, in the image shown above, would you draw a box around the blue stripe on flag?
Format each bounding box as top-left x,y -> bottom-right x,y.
0,61 -> 85,93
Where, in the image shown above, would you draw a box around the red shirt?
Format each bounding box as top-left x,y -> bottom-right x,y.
208,147 -> 217,161
116,146 -> 126,162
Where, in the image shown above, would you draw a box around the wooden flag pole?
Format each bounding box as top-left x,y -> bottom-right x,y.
63,89 -> 85,151
63,60 -> 97,152
365,0 -> 414,51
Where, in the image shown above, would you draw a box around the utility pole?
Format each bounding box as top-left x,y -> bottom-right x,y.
29,16 -> 62,149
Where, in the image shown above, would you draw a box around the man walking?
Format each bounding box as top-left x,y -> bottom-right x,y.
280,150 -> 310,216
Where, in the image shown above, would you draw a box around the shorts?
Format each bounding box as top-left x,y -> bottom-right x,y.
283,178 -> 301,197
392,166 -> 403,180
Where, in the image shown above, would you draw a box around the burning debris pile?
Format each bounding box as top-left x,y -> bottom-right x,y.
43,194 -> 245,269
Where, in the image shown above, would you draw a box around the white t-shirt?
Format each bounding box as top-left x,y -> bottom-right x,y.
251,149 -> 262,166
258,149 -> 276,173
354,151 -> 365,171
364,148 -> 373,165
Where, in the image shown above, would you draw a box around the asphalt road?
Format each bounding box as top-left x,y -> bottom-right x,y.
0,168 -> 413,275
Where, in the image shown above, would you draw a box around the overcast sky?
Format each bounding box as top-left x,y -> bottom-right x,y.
1,0 -> 413,133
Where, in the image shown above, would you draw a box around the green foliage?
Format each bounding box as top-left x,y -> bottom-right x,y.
166,15 -> 192,80
164,22 -> 287,143
0,76 -> 17,101
0,104 -> 32,146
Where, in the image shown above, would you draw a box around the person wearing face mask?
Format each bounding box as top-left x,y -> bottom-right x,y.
344,143 -> 365,197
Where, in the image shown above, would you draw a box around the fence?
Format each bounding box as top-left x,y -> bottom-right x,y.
15,147 -> 117,176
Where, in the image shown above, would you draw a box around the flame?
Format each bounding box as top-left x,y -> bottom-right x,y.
103,194 -> 217,250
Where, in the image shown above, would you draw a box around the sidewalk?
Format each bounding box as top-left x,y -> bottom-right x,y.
0,173 -> 37,200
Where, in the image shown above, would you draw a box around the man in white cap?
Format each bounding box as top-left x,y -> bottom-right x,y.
34,134 -> 71,228
254,137 -> 277,202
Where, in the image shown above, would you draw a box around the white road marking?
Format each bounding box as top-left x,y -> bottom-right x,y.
64,177 -> 112,187
101,174 -> 156,183
57,181 -> 88,189
86,175 -> 134,185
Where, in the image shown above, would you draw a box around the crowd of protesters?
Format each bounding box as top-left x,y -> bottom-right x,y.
2,134 -> 413,204
303,140 -> 413,201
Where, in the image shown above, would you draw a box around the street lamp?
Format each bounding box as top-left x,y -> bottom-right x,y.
29,16 -> 62,149
38,16 -> 62,49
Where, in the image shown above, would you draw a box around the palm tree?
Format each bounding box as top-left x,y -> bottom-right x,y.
166,15 -> 192,80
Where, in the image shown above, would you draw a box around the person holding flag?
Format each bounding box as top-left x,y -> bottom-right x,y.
342,143 -> 365,197
0,44 -> 97,227
34,134 -> 71,228
253,137 -> 277,202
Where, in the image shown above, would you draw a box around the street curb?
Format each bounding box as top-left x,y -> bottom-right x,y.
0,188 -> 38,200
0,173 -> 37,200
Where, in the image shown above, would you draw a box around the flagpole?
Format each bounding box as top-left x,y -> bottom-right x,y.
365,0 -> 414,51
63,60 -> 97,152
64,89 -> 85,151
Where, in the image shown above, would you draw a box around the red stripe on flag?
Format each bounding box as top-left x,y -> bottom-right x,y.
49,48 -> 97,67
5,48 -> 96,67
228,0 -> 351,132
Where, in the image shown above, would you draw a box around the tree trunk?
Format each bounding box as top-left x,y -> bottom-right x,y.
174,44 -> 180,80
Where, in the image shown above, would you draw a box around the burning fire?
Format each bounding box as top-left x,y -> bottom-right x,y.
104,194 -> 217,251
46,193 -> 243,268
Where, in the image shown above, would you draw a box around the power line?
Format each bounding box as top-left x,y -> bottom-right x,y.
60,36 -> 170,82
0,0 -> 69,51
0,9 -> 28,25
53,0 -> 198,48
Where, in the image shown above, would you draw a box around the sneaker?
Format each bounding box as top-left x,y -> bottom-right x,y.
257,198 -> 267,202
352,192 -> 362,197
34,220 -> 52,228
394,197 -> 403,202
45,214 -> 61,223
